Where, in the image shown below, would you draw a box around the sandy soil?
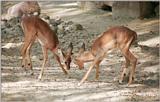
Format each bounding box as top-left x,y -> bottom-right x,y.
1,1 -> 159,102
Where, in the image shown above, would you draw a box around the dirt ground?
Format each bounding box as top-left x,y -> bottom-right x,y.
1,1 -> 160,102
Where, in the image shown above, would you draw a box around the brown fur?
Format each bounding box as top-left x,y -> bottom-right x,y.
75,26 -> 137,86
21,15 -> 70,80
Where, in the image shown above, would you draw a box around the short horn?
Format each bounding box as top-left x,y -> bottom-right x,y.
67,42 -> 73,54
69,42 -> 73,50
79,42 -> 85,54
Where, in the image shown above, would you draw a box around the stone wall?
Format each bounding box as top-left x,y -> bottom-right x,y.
78,1 -> 158,19
77,1 -> 113,10
112,2 -> 156,19
112,2 -> 140,19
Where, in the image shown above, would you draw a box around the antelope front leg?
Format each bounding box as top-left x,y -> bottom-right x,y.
78,52 -> 105,86
95,60 -> 102,80
121,49 -> 137,85
119,57 -> 130,84
38,47 -> 48,80
127,51 -> 137,85
21,58 -> 27,71
53,52 -> 68,75
26,43 -> 34,75
78,61 -> 96,86
26,43 -> 33,70
20,33 -> 36,72
21,43 -> 29,71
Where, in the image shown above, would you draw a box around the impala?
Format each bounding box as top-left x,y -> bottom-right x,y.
74,26 -> 137,86
20,15 -> 72,80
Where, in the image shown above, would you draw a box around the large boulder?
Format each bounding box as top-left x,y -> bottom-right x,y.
112,2 -> 156,19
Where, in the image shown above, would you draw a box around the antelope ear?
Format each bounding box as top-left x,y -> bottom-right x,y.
79,42 -> 85,54
67,42 -> 73,53
61,50 -> 66,58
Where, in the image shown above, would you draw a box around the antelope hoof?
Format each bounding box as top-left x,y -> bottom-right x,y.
64,71 -> 68,75
127,77 -> 134,85
38,78 -> 41,81
67,75 -> 71,79
127,83 -> 131,87
78,83 -> 81,86
94,77 -> 99,81
38,76 -> 42,81
22,65 -> 25,68
127,81 -> 132,86
118,80 -> 123,84
28,70 -> 34,75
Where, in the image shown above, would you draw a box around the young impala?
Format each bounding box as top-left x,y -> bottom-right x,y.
20,15 -> 72,80
74,26 -> 137,86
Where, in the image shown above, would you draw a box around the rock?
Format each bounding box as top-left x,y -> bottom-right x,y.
58,21 -> 83,34
4,22 -> 11,28
57,24 -> 65,34
50,18 -> 62,26
41,15 -> 50,20
72,24 -> 83,30
65,26 -> 72,32
55,19 -> 62,25
65,21 -> 74,25
7,17 -> 20,26
112,2 -> 155,19
49,19 -> 57,26
1,20 -> 7,27
42,18 -> 50,24
50,25 -> 58,33
9,38 -> 15,42
1,17 -> 23,43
